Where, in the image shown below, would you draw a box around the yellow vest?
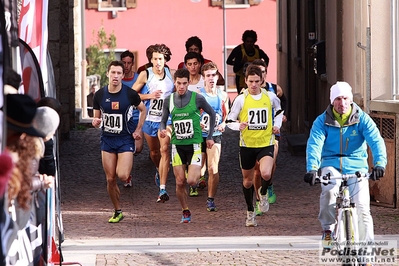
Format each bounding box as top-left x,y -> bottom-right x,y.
237,44 -> 260,90
238,90 -> 274,147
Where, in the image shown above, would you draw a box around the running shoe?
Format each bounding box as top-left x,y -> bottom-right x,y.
198,176 -> 207,189
255,201 -> 263,216
108,211 -> 123,223
206,199 -> 217,212
157,189 -> 169,203
154,171 -> 160,188
123,175 -> 132,188
267,184 -> 276,204
181,210 -> 191,223
258,186 -> 269,213
322,230 -> 334,250
189,187 -> 198,197
245,211 -> 257,227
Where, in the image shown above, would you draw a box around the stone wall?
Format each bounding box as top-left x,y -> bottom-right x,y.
48,0 -> 75,140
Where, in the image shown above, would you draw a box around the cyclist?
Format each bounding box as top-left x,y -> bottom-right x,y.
304,81 -> 387,249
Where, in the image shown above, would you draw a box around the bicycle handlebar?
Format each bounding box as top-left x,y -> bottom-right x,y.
314,172 -> 370,185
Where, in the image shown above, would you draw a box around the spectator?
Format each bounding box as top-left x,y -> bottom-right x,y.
87,84 -> 97,117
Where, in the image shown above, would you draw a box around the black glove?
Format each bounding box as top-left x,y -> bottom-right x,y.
304,170 -> 317,186
371,166 -> 385,181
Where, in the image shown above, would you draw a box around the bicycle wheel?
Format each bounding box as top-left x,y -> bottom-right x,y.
344,210 -> 353,242
342,210 -> 357,266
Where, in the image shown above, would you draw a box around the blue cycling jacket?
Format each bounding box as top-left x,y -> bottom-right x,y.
306,103 -> 387,174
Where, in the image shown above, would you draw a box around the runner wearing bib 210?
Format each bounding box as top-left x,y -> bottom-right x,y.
226,65 -> 282,227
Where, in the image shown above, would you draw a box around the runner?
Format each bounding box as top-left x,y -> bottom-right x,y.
226,65 -> 282,227
159,68 -> 216,223
198,62 -> 229,211
132,44 -> 175,203
92,60 -> 146,223
251,59 -> 287,214
120,50 -> 142,188
178,36 -> 225,86
226,30 -> 269,94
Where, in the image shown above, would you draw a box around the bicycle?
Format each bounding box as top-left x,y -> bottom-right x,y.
313,171 -> 371,265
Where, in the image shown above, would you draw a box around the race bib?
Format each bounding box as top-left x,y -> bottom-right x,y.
247,108 -> 268,130
148,98 -> 164,117
201,113 -> 221,132
103,113 -> 123,133
174,119 -> 194,139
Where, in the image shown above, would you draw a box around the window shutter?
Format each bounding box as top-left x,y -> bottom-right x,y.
126,0 -> 137,8
87,0 -> 98,9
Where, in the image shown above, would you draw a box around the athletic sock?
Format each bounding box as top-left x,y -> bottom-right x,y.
243,185 -> 254,212
261,179 -> 272,195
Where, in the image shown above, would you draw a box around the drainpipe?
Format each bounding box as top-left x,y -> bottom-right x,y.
223,0 -> 227,91
81,0 -> 87,119
356,1 -> 371,111
365,0 -> 371,112
337,0 -> 343,80
392,0 -> 398,100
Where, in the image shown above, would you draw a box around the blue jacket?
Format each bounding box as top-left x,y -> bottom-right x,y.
306,103 -> 387,174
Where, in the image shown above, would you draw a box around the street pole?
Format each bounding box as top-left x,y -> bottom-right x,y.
223,0 -> 227,91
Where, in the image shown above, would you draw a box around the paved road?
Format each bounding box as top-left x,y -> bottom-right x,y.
58,127 -> 399,265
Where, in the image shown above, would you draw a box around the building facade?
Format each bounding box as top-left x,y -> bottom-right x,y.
277,0 -> 399,207
75,0 -> 278,118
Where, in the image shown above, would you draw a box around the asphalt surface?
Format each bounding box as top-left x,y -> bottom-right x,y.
58,126 -> 399,265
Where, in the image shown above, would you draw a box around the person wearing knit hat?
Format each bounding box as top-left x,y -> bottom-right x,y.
329,81 -> 353,104
304,81 -> 387,252
32,106 -> 60,141
36,97 -> 62,177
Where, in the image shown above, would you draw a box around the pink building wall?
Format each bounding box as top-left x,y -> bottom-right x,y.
85,0 -> 277,84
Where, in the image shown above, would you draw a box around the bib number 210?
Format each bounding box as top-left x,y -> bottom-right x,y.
248,108 -> 268,130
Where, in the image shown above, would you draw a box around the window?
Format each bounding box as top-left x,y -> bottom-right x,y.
86,0 -> 137,10
211,0 -> 261,8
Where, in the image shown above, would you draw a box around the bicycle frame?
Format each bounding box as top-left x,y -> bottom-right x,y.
335,179 -> 360,246
315,172 -> 369,247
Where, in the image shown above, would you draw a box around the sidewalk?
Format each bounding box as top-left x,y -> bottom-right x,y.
61,235 -> 399,265
58,127 -> 399,265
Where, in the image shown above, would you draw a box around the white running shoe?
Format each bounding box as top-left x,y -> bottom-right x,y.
123,175 -> 132,188
258,186 -> 269,213
245,211 -> 257,227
